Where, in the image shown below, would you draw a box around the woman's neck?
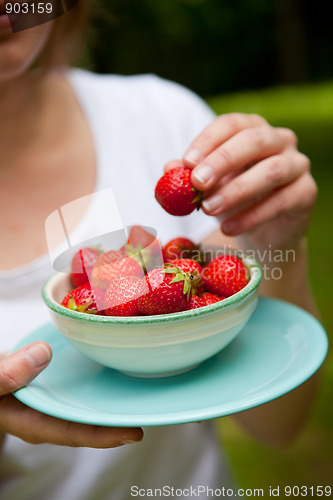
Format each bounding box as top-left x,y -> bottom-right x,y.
0,67 -> 97,269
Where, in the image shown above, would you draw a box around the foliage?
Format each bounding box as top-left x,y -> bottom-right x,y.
85,0 -> 333,96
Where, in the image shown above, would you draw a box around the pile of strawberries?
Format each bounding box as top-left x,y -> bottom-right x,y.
61,166 -> 249,317
61,227 -> 249,317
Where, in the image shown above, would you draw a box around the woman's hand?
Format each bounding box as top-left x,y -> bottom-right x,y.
0,343 -> 143,448
166,113 -> 318,252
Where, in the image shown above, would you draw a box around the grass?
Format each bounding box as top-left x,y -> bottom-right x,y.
206,81 -> 333,494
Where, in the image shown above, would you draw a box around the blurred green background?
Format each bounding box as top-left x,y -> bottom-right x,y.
81,0 -> 332,493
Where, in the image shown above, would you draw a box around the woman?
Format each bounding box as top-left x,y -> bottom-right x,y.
0,1 -> 319,499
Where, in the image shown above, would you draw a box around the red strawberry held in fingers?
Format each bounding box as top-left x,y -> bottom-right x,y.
71,247 -> 102,287
138,265 -> 193,316
61,282 -> 104,315
202,255 -> 248,297
104,276 -> 148,317
155,167 -> 202,216
162,237 -> 201,262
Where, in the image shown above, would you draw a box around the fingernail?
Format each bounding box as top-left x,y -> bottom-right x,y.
120,438 -> 141,445
193,165 -> 213,185
25,344 -> 51,368
184,148 -> 201,164
202,194 -> 223,212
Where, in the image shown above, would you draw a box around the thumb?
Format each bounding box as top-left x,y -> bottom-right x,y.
0,342 -> 52,396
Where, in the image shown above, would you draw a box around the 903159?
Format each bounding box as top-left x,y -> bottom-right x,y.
284,485 -> 332,497
5,2 -> 53,14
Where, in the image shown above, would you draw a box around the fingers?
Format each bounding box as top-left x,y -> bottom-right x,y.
0,342 -> 52,396
220,173 -> 318,236
163,114 -> 268,174
183,113 -> 268,166
202,151 -> 310,216
0,395 -> 143,448
190,126 -> 298,192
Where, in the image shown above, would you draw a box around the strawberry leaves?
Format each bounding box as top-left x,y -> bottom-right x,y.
162,264 -> 193,300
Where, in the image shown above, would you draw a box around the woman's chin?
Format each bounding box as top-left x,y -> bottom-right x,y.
0,23 -> 52,82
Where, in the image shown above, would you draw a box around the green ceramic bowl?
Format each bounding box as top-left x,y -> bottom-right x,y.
42,251 -> 262,378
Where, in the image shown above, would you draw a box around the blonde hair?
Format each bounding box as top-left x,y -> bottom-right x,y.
37,0 -> 92,69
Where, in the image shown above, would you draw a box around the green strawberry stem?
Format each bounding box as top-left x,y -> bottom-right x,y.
127,244 -> 149,275
67,297 -> 97,314
126,243 -> 143,254
137,249 -> 148,275
162,264 -> 193,300
188,268 -> 204,294
191,188 -> 203,210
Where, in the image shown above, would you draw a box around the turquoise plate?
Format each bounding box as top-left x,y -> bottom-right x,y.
13,298 -> 328,427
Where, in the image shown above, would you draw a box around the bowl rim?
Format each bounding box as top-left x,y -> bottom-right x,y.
42,252 -> 262,325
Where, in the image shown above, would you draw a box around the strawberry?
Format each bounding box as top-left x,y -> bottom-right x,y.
200,292 -> 225,306
190,292 -> 224,310
104,276 -> 148,316
155,167 -> 202,216
94,248 -> 128,267
127,225 -> 157,252
126,225 -> 163,271
92,286 -> 107,314
202,255 -> 248,297
61,282 -> 104,315
190,295 -> 206,309
91,250 -> 143,289
138,266 -> 193,315
164,259 -> 203,295
162,237 -> 201,262
71,247 -> 102,287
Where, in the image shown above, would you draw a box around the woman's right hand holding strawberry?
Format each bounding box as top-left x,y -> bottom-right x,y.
183,113 -> 317,254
